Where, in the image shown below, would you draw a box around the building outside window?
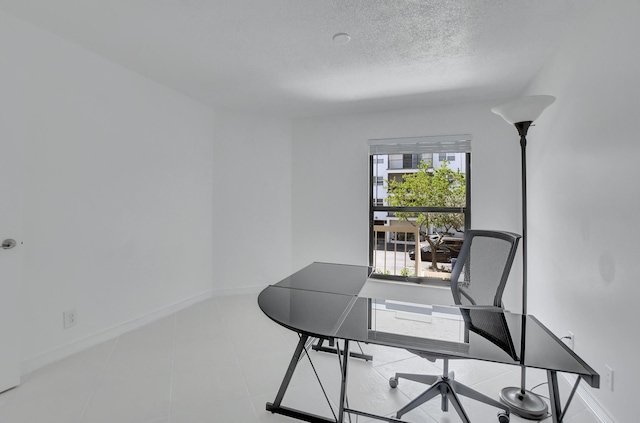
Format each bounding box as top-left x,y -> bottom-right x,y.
438,153 -> 456,162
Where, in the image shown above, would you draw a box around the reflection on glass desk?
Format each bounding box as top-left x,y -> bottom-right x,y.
370,300 -> 471,355
258,262 -> 599,423
333,296 -> 598,386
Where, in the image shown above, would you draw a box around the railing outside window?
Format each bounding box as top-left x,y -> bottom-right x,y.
372,225 -> 423,277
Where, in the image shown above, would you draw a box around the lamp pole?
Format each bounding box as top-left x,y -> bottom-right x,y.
492,96 -> 555,420
516,121 -> 531,316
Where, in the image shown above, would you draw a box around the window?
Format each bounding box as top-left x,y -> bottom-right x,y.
369,135 -> 471,284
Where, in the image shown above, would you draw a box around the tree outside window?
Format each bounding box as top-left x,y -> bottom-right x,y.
385,159 -> 466,272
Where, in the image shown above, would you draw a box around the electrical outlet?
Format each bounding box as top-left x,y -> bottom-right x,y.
605,365 -> 614,391
567,331 -> 574,350
63,310 -> 77,329
562,332 -> 574,350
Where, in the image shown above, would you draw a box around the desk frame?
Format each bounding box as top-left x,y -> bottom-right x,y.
266,335 -> 585,423
260,263 -> 598,423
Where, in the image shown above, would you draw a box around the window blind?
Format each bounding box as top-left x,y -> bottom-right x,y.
368,134 -> 472,155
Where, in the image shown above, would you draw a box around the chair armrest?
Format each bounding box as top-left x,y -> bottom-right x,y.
458,287 -> 476,305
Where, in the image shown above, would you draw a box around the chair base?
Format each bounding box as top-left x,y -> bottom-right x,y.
391,373 -> 510,423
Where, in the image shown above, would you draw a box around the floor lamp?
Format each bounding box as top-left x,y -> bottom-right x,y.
491,95 -> 556,420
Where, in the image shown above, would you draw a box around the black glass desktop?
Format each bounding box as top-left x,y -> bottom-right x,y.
258,262 -> 599,423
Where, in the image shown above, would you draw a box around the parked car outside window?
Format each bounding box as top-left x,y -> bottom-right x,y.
409,245 -> 452,263
440,236 -> 464,258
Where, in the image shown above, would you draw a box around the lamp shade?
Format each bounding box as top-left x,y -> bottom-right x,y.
491,95 -> 556,125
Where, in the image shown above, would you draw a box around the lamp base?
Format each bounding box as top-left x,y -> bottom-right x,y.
500,387 -> 548,420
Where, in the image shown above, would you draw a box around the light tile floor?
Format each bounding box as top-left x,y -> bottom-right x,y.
0,294 -> 600,423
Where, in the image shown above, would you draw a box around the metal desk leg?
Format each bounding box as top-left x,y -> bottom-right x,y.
271,334 -> 309,409
266,334 -> 336,423
313,337 -> 373,361
547,370 -> 583,423
547,370 -> 561,423
337,340 -> 350,423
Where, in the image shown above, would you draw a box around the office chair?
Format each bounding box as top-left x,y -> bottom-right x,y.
388,229 -> 521,423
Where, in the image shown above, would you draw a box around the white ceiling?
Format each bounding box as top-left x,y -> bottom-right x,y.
0,0 -> 592,117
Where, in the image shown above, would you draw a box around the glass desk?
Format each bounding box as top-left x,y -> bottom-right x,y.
258,262 -> 599,423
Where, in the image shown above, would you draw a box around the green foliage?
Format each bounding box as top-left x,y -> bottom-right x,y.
399,268 -> 415,277
385,159 -> 465,248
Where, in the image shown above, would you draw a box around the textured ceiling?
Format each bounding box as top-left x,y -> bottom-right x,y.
0,0 -> 593,117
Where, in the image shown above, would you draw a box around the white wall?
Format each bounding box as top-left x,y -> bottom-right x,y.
524,1 -> 640,421
0,11 -> 215,369
211,110 -> 293,292
292,102 -> 524,310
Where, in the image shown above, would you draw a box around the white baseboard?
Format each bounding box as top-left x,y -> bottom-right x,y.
21,289 -> 215,375
562,373 -> 616,423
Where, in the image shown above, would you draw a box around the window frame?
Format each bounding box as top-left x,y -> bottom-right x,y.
368,152 -> 471,285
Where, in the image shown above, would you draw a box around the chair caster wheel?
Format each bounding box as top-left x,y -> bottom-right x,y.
389,377 -> 398,388
497,412 -> 510,423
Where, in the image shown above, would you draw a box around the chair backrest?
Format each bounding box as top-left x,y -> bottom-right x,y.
450,230 -> 521,307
